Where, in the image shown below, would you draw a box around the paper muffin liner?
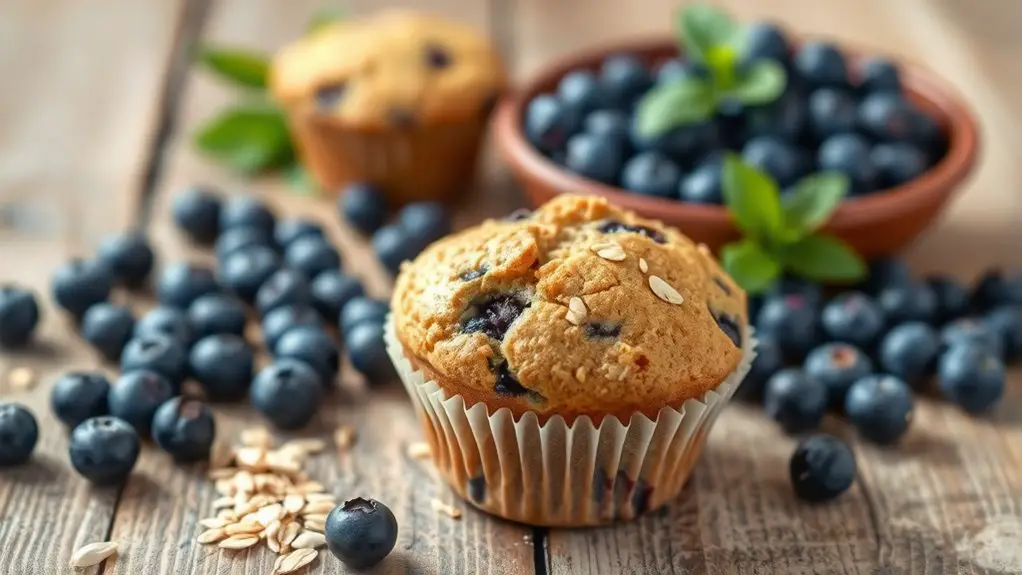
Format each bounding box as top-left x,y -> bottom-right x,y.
385,317 -> 757,527
287,113 -> 487,206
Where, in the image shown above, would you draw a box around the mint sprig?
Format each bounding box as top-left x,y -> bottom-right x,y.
720,154 -> 866,293
637,4 -> 787,138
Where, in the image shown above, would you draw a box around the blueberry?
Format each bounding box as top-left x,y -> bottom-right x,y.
188,334 -> 254,401
740,22 -> 790,64
972,270 -> 1022,310
820,292 -> 885,349
219,245 -> 281,303
325,497 -> 399,570
274,217 -> 324,248
262,305 -> 322,351
621,152 -> 681,198
845,375 -> 914,444
983,306 -> 1022,361
941,318 -> 1004,359
372,224 -> 417,275
134,306 -> 193,346
0,403 -> 38,465
81,303 -> 136,362
599,54 -> 652,109
215,226 -> 274,262
397,202 -> 452,249
340,297 -> 389,336
926,275 -> 970,324
764,276 -> 823,307
677,157 -> 723,204
51,258 -> 113,319
50,372 -> 110,428
803,343 -> 873,406
310,270 -> 365,322
172,186 -> 222,244
879,322 -> 940,387
347,322 -> 394,382
583,109 -> 630,142
860,257 -> 911,295
858,58 -> 902,94
756,294 -> 820,360
219,196 -> 276,234
763,368 -> 828,434
251,360 -> 323,429
120,335 -> 188,388
857,93 -> 915,142
630,120 -> 719,165
907,109 -> 944,157
108,370 -> 175,436
565,132 -> 623,185
339,183 -> 388,235
97,232 -> 155,288
742,136 -> 806,188
878,281 -> 938,325
557,70 -> 605,116
871,142 -> 928,188
187,293 -> 247,339
734,335 -> 783,401
714,97 -> 747,149
793,41 -> 849,89
274,326 -> 339,386
68,416 -> 140,484
938,343 -> 1005,414
596,220 -> 667,244
584,321 -> 622,340
524,94 -> 580,153
806,88 -> 857,142
789,434 -> 856,503
256,268 -> 311,317
285,236 -> 341,280
0,285 -> 40,347
816,133 -> 877,195
462,293 -> 530,340
745,91 -> 807,143
156,262 -> 218,309
151,397 -> 216,462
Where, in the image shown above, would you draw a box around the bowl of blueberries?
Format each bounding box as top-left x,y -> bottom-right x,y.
494,13 -> 979,258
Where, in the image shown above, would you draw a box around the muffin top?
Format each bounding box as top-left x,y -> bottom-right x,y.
392,195 -> 748,423
270,10 -> 507,129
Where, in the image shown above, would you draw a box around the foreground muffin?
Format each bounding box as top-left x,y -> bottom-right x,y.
387,195 -> 754,526
270,10 -> 506,205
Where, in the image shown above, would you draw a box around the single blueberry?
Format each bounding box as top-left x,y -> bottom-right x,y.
871,142 -> 928,188
621,151 -> 682,198
941,318 -> 1004,359
97,232 -> 155,289
397,202 -> 452,249
793,41 -> 849,89
256,268 -> 311,317
285,236 -> 341,280
745,91 -> 808,144
274,217 -> 324,248
599,54 -> 652,109
763,368 -> 828,434
714,97 -> 748,149
879,322 -> 940,387
0,403 -> 38,465
68,416 -> 140,484
187,293 -> 247,339
372,224 -> 418,275
789,434 -> 856,502
120,334 -> 188,388
938,343 -> 1005,414
816,133 -> 878,195
340,297 -> 389,336
339,183 -> 388,235
711,309 -> 742,348
764,276 -> 824,308
858,58 -> 902,94
494,360 -> 532,397
134,305 -> 193,347
219,196 -> 276,234
524,94 -> 580,153
860,257 -> 912,295
108,370 -> 175,436
926,275 -> 971,324
735,335 -> 783,402
564,132 -> 623,185
803,343 -> 873,406
807,88 -> 858,142
50,372 -> 110,429
51,258 -> 113,320
857,93 -> 915,142
156,262 -> 218,309
251,360 -> 323,429
557,70 -> 605,116
188,334 -> 254,401
462,293 -> 530,340
742,136 -> 807,188
820,292 -> 886,349
983,306 -> 1022,362
219,245 -> 282,303
677,157 -> 723,204
740,22 -> 790,65
172,186 -> 221,244
845,375 -> 914,444
756,294 -> 820,360
325,497 -> 399,570
0,285 -> 40,347
583,109 -> 631,143
972,270 -> 1022,311
597,220 -> 667,244
275,326 -> 339,386
215,226 -> 274,262
262,305 -> 323,351
310,270 -> 365,322
424,43 -> 452,69
151,397 -> 216,462
81,303 -> 136,362
878,281 -> 938,325
347,322 -> 394,383
630,120 -> 719,165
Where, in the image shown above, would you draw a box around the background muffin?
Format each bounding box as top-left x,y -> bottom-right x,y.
270,10 -> 507,205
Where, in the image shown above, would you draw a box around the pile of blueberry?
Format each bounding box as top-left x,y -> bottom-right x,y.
524,22 -> 944,202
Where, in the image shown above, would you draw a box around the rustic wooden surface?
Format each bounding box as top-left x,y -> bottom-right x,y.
1,0 -> 1021,574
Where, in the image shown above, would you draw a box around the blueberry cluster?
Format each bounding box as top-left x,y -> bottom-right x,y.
524,23 -> 944,203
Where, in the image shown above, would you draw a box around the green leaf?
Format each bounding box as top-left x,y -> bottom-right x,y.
721,154 -> 784,242
780,235 -> 867,282
284,163 -> 319,195
721,239 -> 783,294
781,172 -> 850,235
677,4 -> 740,63
197,47 -> 270,89
634,78 -> 715,137
307,9 -> 344,33
705,45 -> 739,90
730,60 -> 787,105
194,105 -> 293,174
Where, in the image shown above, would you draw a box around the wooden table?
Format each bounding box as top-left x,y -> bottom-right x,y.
1,0 -> 1021,573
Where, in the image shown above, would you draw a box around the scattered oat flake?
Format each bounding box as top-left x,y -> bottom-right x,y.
648,275 -> 684,305
219,534 -> 260,550
296,481 -> 325,494
407,442 -> 431,459
280,521 -> 301,546
197,528 -> 227,544
291,531 -> 326,550
285,438 -> 326,455
333,425 -> 356,452
199,517 -> 230,529
240,427 -> 274,448
283,494 -> 305,514
6,367 -> 36,391
304,493 -> 336,503
639,258 -> 649,273
258,503 -> 284,526
225,520 -> 263,536
69,541 -> 118,568
301,501 -> 335,516
275,548 -> 318,574
303,518 -> 326,533
431,499 -> 463,519
212,496 -> 234,509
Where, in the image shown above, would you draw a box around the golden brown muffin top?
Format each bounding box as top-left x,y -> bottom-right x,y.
391,195 -> 748,423
269,10 -> 507,129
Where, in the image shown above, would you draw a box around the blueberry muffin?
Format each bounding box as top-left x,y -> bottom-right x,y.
387,195 -> 754,525
270,10 -> 507,205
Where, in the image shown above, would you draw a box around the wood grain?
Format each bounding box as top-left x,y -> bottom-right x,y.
0,1 -> 189,573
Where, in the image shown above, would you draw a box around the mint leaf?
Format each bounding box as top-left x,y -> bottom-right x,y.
705,45 -> 739,89
780,235 -> 867,282
731,60 -> 786,105
721,154 -> 784,242
307,9 -> 344,33
782,172 -> 850,235
721,239 -> 782,294
678,5 -> 739,63
635,79 -> 715,137
198,47 -> 270,89
194,105 -> 293,174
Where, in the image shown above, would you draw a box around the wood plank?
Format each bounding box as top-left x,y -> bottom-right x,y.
106,0 -> 532,573
0,0 -> 189,573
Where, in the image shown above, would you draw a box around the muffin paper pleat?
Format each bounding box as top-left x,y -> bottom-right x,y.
385,316 -> 757,527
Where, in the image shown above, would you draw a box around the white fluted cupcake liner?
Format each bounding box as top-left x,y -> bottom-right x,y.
385,317 -> 757,526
